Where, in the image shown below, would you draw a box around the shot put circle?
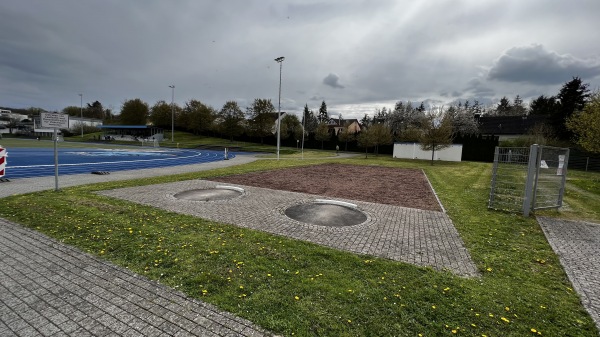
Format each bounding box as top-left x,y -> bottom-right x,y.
285,201 -> 367,227
173,186 -> 243,201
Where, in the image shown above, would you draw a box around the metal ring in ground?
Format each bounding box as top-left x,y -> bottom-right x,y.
285,201 -> 367,227
173,187 -> 243,201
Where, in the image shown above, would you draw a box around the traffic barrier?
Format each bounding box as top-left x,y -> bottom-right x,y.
0,146 -> 6,178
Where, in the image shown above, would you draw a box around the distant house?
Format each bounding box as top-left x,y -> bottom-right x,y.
327,117 -> 362,135
476,115 -> 548,141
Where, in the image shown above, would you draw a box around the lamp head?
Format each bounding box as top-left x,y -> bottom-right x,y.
274,56 -> 285,63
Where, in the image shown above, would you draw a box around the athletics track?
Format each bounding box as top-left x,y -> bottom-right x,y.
2,146 -> 235,179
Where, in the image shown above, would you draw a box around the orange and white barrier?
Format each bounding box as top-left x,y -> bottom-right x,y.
0,146 -> 6,177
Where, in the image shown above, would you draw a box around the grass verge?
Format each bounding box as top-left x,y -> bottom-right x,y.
0,157 -> 598,336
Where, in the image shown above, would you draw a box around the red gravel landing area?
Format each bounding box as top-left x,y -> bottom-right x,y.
210,163 -> 442,212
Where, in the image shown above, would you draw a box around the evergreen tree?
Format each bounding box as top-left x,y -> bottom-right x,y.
495,96 -> 512,116
555,77 -> 591,140
318,100 -> 328,123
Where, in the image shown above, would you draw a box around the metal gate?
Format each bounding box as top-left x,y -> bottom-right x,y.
488,145 -> 569,216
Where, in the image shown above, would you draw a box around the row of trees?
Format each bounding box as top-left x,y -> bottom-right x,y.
52,76 -> 596,154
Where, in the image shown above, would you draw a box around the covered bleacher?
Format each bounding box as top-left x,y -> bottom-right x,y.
98,125 -> 164,142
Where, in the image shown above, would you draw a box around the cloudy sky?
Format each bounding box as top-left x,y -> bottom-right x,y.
2,0 -> 600,119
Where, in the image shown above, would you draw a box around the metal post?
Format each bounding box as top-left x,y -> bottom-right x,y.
557,149 -> 570,207
53,128 -> 59,191
274,56 -> 284,160
488,146 -> 500,208
523,144 -> 539,216
301,109 -> 305,160
586,157 -> 589,172
79,93 -> 83,137
169,85 -> 175,142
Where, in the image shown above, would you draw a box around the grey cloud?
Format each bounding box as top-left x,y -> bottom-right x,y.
488,44 -> 600,85
323,73 -> 344,89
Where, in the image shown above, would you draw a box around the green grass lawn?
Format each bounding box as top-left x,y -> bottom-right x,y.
0,154 -> 598,336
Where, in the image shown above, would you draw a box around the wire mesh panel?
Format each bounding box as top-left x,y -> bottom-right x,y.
488,147 -> 530,212
533,146 -> 569,210
489,145 -> 570,215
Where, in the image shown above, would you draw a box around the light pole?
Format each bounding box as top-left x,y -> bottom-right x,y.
274,56 -> 284,160
79,93 -> 83,137
169,85 -> 175,142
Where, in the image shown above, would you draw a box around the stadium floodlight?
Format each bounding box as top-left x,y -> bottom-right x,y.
274,56 -> 285,160
169,85 -> 175,142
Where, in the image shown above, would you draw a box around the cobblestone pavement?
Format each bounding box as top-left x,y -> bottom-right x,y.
0,218 -> 279,337
537,216 -> 600,332
100,180 -> 480,277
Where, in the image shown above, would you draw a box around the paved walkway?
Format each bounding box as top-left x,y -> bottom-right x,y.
0,218 -> 278,337
537,217 -> 600,332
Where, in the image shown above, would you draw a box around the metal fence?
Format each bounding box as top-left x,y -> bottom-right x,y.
488,145 -> 569,216
488,147 -> 530,213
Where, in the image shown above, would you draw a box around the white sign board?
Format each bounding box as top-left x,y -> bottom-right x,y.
40,112 -> 69,129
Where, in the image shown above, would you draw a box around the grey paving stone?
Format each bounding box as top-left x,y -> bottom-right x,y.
538,216 -> 600,333
0,218 -> 279,337
100,179 -> 480,277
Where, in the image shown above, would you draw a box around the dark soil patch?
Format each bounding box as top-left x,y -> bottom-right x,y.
210,163 -> 442,211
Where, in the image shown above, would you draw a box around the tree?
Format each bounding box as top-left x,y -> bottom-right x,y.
419,109 -> 454,165
149,100 -> 174,128
314,122 -> 330,149
495,96 -> 512,116
360,113 -> 371,128
301,104 -> 318,135
217,101 -> 245,141
357,127 -> 376,158
318,100 -> 328,123
446,105 -> 479,136
368,122 -> 393,156
62,106 -> 81,117
555,77 -> 591,140
247,98 -> 276,144
338,126 -> 356,151
119,98 -> 149,125
181,100 -> 215,135
511,95 -> 527,116
280,114 -> 303,141
87,101 -> 105,119
567,90 -> 600,153
529,95 -> 559,116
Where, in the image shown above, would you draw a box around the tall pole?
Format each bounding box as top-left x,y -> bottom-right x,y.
79,93 -> 83,138
301,108 -> 305,160
169,85 -> 175,142
274,56 -> 284,160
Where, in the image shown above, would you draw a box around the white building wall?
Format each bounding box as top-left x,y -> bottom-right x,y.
393,142 -> 463,162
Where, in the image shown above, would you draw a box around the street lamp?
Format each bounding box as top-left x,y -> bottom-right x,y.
79,93 -> 83,138
169,85 -> 175,142
274,56 -> 284,160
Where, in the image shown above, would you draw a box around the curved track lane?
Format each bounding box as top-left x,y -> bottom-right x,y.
4,148 -> 234,179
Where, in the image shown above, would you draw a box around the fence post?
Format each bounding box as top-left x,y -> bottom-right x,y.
523,144 -> 539,216
488,147 -> 500,208
557,149 -> 570,207
586,157 -> 589,171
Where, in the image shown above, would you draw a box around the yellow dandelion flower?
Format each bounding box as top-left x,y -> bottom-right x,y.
432,305 -> 436,309
294,296 -> 300,300
501,317 -> 510,323
531,328 -> 537,333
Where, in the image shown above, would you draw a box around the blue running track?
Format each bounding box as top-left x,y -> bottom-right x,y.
3,147 -> 235,179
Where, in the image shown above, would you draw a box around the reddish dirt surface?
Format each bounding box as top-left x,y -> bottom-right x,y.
210,163 -> 442,212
